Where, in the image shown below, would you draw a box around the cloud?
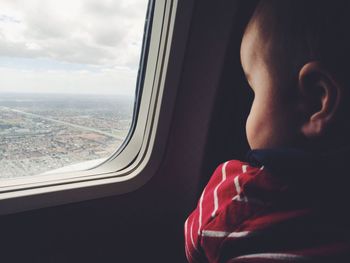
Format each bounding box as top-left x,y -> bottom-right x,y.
0,0 -> 148,94
0,14 -> 20,23
0,0 -> 148,67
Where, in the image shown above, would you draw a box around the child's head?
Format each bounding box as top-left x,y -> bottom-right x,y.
241,0 -> 350,151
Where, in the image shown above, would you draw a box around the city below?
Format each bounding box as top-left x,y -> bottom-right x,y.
0,92 -> 133,178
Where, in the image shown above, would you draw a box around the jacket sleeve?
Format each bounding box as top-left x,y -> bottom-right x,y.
184,160 -> 256,263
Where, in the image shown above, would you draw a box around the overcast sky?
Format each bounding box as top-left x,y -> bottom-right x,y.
0,0 -> 148,95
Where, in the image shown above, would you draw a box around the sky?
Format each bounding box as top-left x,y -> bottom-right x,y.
0,0 -> 148,95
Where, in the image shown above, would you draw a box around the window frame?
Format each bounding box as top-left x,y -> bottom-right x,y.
0,0 -> 194,214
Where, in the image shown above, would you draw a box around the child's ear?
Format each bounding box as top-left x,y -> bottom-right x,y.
298,61 -> 342,138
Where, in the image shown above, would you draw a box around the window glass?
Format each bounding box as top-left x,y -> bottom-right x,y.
0,0 -> 149,178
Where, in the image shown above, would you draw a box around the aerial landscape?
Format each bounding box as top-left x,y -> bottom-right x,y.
0,92 -> 133,178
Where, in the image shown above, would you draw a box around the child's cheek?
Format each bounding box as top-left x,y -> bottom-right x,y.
245,99 -> 268,149
245,110 -> 257,149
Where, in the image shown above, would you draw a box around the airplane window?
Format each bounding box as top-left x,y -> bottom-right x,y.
0,0 -> 149,179
0,0 -> 182,214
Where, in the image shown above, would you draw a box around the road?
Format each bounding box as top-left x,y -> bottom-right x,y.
1,106 -> 125,140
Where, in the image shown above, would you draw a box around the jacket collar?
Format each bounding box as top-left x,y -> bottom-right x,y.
246,147 -> 350,191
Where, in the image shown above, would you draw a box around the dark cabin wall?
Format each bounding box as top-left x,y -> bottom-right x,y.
0,1 -> 257,262
199,0 -> 258,191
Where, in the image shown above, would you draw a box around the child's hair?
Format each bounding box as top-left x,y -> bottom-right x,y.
252,0 -> 350,88
251,0 -> 350,132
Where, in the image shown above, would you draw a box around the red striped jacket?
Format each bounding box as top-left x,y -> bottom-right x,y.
184,159 -> 350,263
